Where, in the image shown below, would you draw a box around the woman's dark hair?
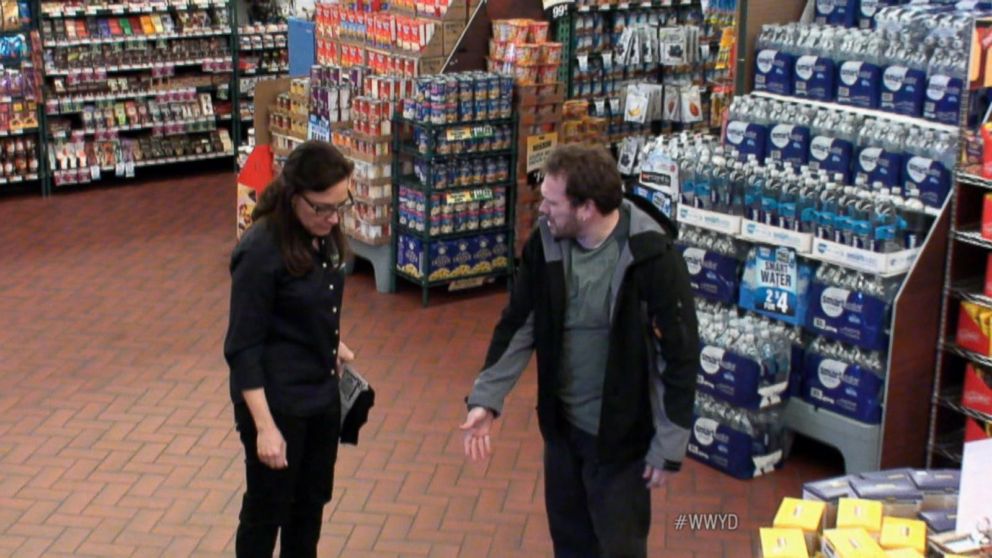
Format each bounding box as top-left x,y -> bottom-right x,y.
542,144 -> 623,214
251,141 -> 354,276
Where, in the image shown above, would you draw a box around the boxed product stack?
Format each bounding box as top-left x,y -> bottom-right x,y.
759,468 -> 972,557
686,299 -> 796,479
268,78 -> 310,174
334,72 -> 417,246
488,18 -> 564,254
392,72 -> 515,296
314,0 -> 467,78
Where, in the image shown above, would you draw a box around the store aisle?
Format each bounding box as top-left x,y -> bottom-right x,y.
0,174 -> 840,557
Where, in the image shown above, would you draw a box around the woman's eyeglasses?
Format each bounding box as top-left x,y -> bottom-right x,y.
299,191 -> 355,218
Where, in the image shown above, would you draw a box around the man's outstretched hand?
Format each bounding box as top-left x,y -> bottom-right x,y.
460,407 -> 495,461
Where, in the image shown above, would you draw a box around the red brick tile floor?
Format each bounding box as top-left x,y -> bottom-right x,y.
0,171 -> 843,557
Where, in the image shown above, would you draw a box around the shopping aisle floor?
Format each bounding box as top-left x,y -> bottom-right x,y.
0,172 -> 841,558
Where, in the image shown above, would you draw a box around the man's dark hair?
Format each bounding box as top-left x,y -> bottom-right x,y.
542,144 -> 623,214
251,141 -> 354,277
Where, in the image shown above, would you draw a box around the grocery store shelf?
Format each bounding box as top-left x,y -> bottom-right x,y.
43,28 -> 230,48
239,66 -> 290,77
238,24 -> 289,36
752,91 -> 959,134
41,0 -> 227,18
958,170 -> 992,191
396,223 -> 510,242
0,127 -> 40,138
947,279 -> 992,310
136,150 -> 233,167
941,339 -> 992,369
46,85 -> 219,114
952,229 -> 992,250
51,116 -> 220,137
393,265 -> 510,288
935,387 -> 992,425
45,58 -> 231,76
0,173 -> 40,185
576,0 -> 699,11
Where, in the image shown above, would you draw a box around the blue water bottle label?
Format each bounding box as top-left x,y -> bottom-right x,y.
802,353 -> 884,424
904,155 -> 950,209
768,123 -> 810,167
725,121 -> 768,163
808,284 -> 890,350
810,136 -> 853,183
837,61 -> 881,109
679,246 -> 740,304
794,55 -> 836,102
880,65 -> 927,117
923,74 -> 963,125
856,146 -> 902,189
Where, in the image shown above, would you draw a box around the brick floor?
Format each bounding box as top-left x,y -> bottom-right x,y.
0,173 -> 842,557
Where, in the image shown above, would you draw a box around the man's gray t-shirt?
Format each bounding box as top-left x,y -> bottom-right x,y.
559,207 -> 630,435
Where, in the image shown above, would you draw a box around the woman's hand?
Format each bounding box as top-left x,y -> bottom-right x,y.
337,340 -> 355,372
257,426 -> 287,469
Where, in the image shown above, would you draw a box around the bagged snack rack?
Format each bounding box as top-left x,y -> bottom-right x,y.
489,17 -> 565,256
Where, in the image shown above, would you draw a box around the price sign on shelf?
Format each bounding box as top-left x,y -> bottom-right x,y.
526,132 -> 558,174
446,188 -> 493,204
543,0 -> 574,19
445,125 -> 494,142
755,247 -> 798,319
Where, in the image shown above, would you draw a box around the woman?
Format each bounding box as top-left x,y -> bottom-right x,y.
224,141 -> 356,558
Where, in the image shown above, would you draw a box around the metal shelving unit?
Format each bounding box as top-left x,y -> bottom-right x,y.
38,0 -> 237,190
0,1 -> 47,196
925,20 -> 992,468
391,115 -> 517,306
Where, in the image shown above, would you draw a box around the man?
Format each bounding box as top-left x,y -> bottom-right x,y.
460,144 -> 699,558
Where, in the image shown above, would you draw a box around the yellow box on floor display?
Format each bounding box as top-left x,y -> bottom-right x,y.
822,528 -> 885,558
835,498 -> 883,538
774,497 -> 826,552
882,549 -> 924,558
759,528 -> 809,557
878,517 -> 927,554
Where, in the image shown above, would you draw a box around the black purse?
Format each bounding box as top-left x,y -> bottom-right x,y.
339,364 -> 375,445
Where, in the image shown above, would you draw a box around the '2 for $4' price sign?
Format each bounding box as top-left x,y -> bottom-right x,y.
755,247 -> 798,318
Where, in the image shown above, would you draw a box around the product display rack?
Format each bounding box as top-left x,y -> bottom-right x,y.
233,15 -> 288,167
552,0 -> 720,150
391,115 -> 517,306
38,0 -> 238,191
928,169 -> 992,467
664,88 -> 956,474
0,1 -> 46,196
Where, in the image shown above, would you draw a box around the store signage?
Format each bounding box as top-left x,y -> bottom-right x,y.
445,125 -> 494,142
526,132 -> 557,173
446,188 -> 494,204
543,0 -> 574,19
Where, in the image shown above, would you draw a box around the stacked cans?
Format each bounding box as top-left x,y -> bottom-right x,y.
398,186 -> 508,235
413,157 -> 511,190
403,72 -> 514,125
412,124 -> 512,156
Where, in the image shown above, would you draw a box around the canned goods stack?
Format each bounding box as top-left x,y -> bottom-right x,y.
397,185 -> 508,235
392,70 -> 518,304
401,72 -> 513,126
